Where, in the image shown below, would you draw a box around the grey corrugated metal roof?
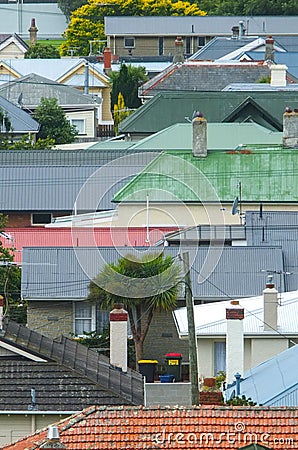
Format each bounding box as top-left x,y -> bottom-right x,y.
0,95 -> 39,132
191,37 -> 258,61
225,344 -> 298,406
242,52 -> 298,78
0,58 -> 107,84
21,246 -> 284,300
245,211 -> 298,291
0,151 -> 157,211
0,74 -> 102,108
105,16 -> 298,37
174,290 -> 298,337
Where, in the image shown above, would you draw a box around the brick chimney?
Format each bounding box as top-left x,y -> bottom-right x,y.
265,36 -> 274,62
39,426 -> 65,449
28,18 -> 38,46
270,64 -> 287,87
226,301 -> 244,386
110,303 -> 128,372
283,108 -> 298,148
263,275 -> 278,332
192,111 -> 207,157
103,47 -> 112,74
173,36 -> 184,63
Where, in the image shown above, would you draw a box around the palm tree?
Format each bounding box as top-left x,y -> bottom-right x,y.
87,252 -> 182,365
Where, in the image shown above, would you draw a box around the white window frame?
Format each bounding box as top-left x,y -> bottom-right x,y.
69,118 -> 86,135
31,212 -> 52,226
124,37 -> 135,48
73,301 -> 96,337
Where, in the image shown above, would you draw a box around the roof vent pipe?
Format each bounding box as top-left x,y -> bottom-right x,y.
239,21 -> 244,39
47,426 -> 60,440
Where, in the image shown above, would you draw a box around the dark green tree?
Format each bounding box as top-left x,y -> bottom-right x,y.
110,64 -> 147,112
199,0 -> 298,15
25,43 -> 61,59
87,253 -> 182,363
33,97 -> 78,145
58,0 -> 88,20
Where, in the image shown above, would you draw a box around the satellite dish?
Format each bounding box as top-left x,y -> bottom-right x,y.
231,197 -> 239,215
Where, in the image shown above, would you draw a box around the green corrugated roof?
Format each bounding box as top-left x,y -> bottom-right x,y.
119,91 -> 298,134
113,146 -> 298,203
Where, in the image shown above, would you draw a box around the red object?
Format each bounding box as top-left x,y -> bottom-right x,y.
226,308 -> 244,320
2,226 -> 178,264
165,353 -> 182,357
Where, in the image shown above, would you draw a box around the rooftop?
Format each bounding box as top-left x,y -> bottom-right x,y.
4,404 -> 298,449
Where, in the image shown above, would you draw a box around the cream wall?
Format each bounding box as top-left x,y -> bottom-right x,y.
111,202 -> 298,228
65,110 -> 96,138
0,42 -> 25,59
196,336 -> 290,379
250,338 -> 288,367
0,413 -> 71,446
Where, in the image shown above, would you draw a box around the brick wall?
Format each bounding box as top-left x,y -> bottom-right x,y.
143,308 -> 189,367
4,212 -> 70,228
27,301 -> 73,339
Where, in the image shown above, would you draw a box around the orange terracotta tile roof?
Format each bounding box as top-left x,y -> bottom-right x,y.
3,405 -> 298,450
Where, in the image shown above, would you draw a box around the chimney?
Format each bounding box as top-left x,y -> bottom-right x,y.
103,47 -> 112,74
173,36 -> 184,63
265,35 -> 274,62
263,275 -> 278,332
192,111 -> 207,157
226,301 -> 244,386
110,303 -> 128,372
239,21 -> 244,39
283,107 -> 298,148
39,426 -> 65,449
270,64 -> 287,87
28,18 -> 38,46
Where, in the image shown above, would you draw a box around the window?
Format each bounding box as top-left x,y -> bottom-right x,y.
158,37 -> 164,56
31,213 -> 52,225
74,302 -> 96,336
214,341 -> 226,376
185,37 -> 191,55
198,36 -> 206,48
70,118 -> 85,135
124,37 -> 135,48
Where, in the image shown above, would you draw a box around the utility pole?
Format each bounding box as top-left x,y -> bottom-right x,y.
183,252 -> 199,405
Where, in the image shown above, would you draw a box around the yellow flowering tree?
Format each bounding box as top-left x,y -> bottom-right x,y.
113,92 -> 131,134
60,0 -> 206,56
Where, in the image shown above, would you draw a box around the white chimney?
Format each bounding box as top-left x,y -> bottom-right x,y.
226,301 -> 244,386
110,303 -> 128,372
283,108 -> 298,148
263,275 -> 278,332
270,64 -> 287,87
192,112 -> 207,157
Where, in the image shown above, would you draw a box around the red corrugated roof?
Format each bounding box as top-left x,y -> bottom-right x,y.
3,405 -> 298,450
1,227 -> 177,263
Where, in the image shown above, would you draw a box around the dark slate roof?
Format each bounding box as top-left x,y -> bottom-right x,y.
0,73 -> 101,109
119,90 -> 298,134
274,35 -> 298,52
0,150 -> 157,211
190,37 -> 258,61
0,360 -> 129,411
21,246 -> 284,301
0,320 -> 143,410
0,95 -> 39,133
245,210 -> 298,292
139,62 -> 271,97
